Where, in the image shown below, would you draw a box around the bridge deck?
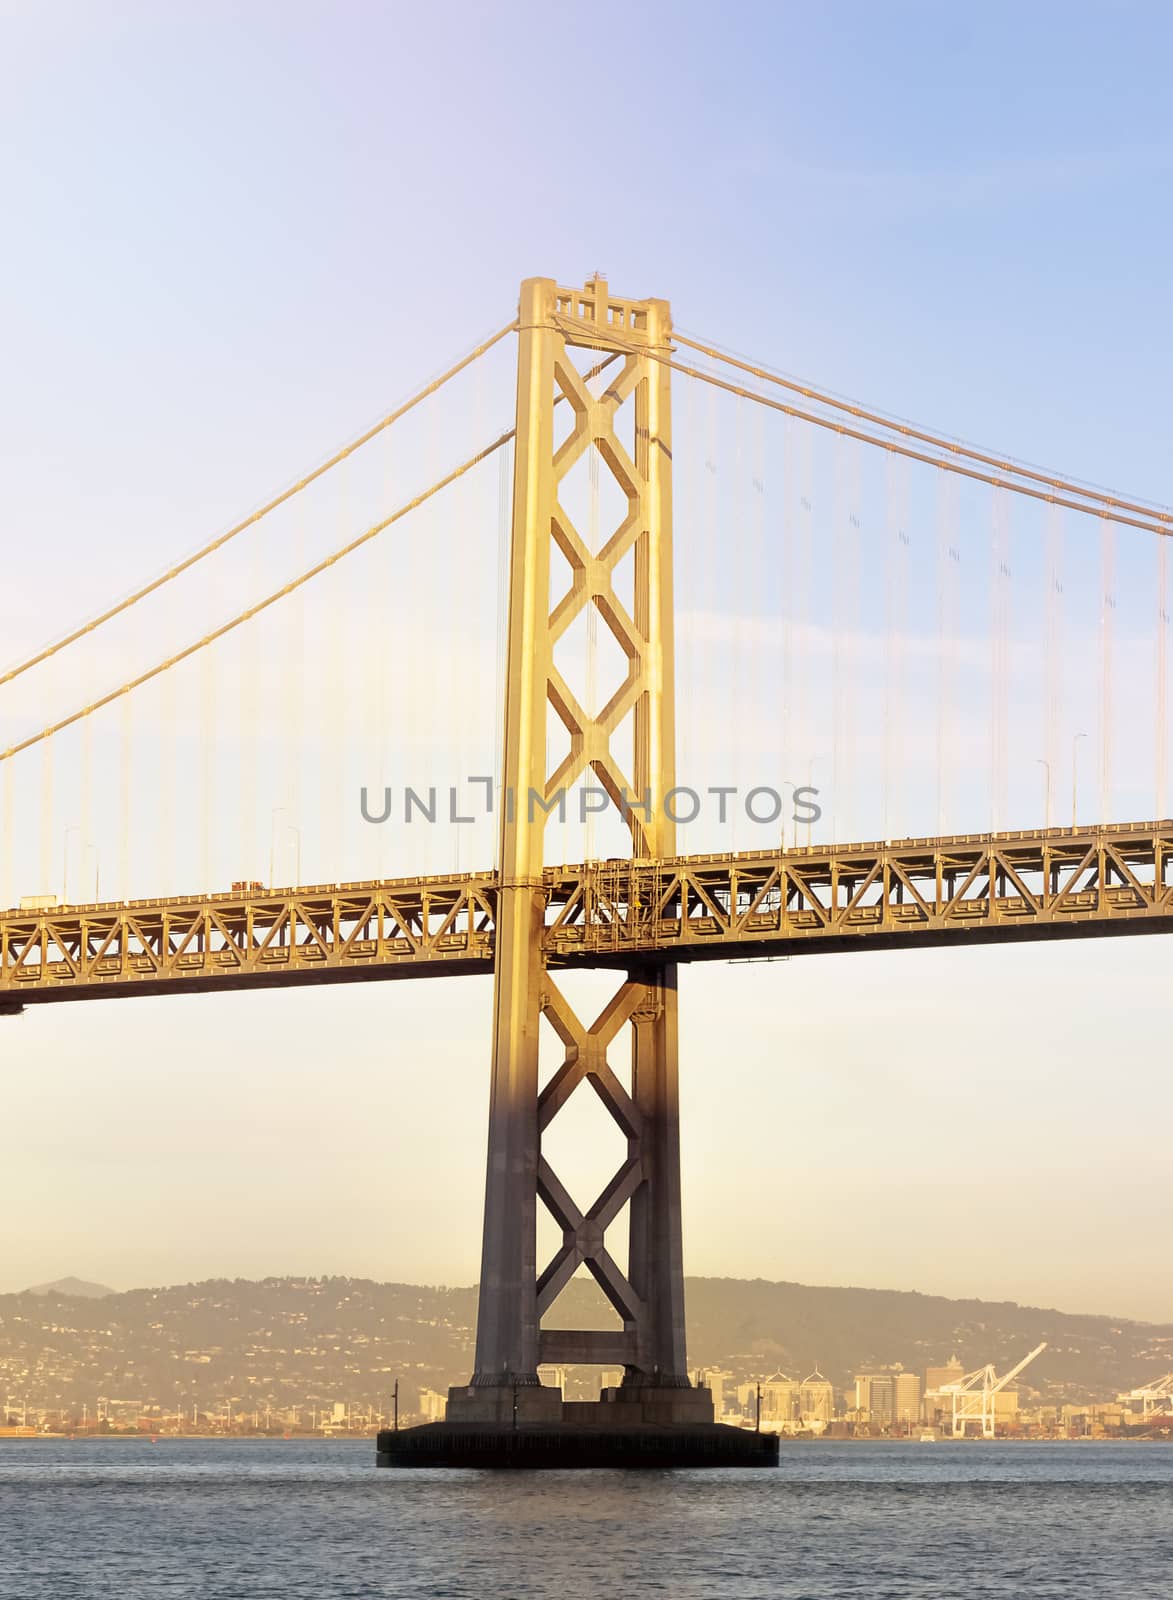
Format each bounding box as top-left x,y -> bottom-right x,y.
3,819 -> 1172,1008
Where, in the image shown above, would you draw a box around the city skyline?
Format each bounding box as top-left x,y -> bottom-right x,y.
4,1270 -> 1172,1442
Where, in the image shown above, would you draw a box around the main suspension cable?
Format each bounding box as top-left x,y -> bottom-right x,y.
555,315 -> 1173,539
0,318 -> 519,690
0,348 -> 622,769
676,330 -> 1173,528
668,352 -> 1172,538
0,428 -> 516,765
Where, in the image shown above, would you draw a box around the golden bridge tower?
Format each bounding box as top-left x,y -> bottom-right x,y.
447,277 -> 710,1427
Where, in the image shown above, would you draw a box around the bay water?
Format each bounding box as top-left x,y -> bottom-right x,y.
2,1438 -> 1170,1598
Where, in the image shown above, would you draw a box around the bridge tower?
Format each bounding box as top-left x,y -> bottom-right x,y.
448,276 -> 708,1425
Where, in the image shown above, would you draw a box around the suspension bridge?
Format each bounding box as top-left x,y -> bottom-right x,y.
2,274 -> 1170,1463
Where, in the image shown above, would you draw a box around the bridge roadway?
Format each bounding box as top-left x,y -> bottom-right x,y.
3,818 -> 1172,1011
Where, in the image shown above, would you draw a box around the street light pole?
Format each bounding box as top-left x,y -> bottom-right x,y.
62,826 -> 81,903
269,807 -> 286,888
805,756 -> 823,846
1072,732 -> 1087,828
1036,759 -> 1052,830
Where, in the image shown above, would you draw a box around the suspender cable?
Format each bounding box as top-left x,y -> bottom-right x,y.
883,453 -> 910,839
455,350 -> 488,873
1101,521 -> 1116,824
80,713 -> 94,902
119,692 -> 132,900
240,504 -> 261,883
0,320 -> 519,691
200,639 -> 215,893
1,760 -> 12,909
1045,504 -> 1063,830
751,404 -> 769,838
936,473 -> 960,834
333,454 -> 351,882
1159,535 -> 1168,820
731,395 -> 746,852
159,592 -> 176,896
848,442 -> 861,840
795,422 -> 815,841
284,485 -> 307,879
679,376 -> 698,845
421,369 -> 442,877
831,437 -> 861,842
35,654 -> 56,897
831,438 -> 847,845
372,431 -> 389,880
703,384 -> 720,845
493,440 -> 512,873
38,736 -> 52,899
780,414 -> 796,842
314,546 -> 332,887
991,488 -> 1010,832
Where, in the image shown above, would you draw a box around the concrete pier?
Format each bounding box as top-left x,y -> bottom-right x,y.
376,1419 -> 779,1470
379,1381 -> 777,1469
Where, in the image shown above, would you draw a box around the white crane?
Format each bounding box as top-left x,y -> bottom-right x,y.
937,1342 -> 1047,1438
1117,1373 -> 1173,1417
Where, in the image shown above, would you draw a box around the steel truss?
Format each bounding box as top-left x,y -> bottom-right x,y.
544,818 -> 1173,961
6,821 -> 1173,1011
0,877 -> 496,1004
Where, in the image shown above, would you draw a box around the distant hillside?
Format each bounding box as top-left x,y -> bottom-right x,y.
684,1279 -> 1173,1401
1,1275 -> 1170,1412
25,1277 -> 115,1299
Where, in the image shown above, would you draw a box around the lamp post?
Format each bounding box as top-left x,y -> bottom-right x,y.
804,756 -> 824,846
1071,732 -> 1087,828
269,807 -> 286,888
270,811 -> 301,887
1036,759 -> 1052,830
62,826 -> 81,903
84,845 -> 101,902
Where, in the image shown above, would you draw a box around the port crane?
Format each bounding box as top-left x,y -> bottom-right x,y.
936,1342 -> 1047,1438
1117,1372 -> 1173,1419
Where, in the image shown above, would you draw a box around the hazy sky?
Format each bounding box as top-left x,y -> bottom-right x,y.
3,2 -> 1173,1322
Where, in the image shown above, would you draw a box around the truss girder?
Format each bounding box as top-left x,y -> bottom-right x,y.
0,878 -> 497,999
5,822 -> 1173,1001
5,822 -> 1173,1002
542,820 -> 1173,960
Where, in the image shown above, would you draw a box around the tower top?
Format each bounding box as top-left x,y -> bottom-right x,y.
522,274 -> 670,351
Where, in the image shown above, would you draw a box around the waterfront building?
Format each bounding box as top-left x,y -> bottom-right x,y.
925,1355 -> 965,1393
893,1372 -> 923,1430
418,1388 -> 447,1423
759,1372 -> 800,1428
798,1369 -> 835,1424
854,1374 -> 895,1425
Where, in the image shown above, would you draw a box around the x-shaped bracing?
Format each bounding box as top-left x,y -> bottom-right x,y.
545,352 -> 655,852
535,976 -> 648,1331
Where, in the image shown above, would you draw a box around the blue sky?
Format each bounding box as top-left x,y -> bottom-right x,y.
2,2 -> 1173,1322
